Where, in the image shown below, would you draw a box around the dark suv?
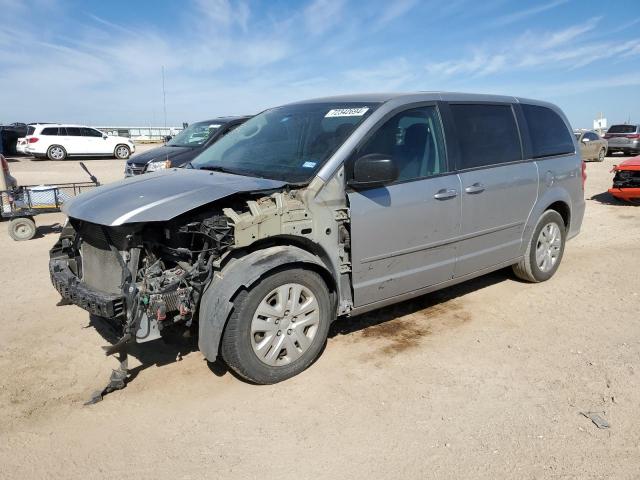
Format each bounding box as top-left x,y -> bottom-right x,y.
604,124 -> 640,156
124,116 -> 251,176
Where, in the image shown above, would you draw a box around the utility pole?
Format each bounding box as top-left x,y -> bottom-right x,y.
162,66 -> 167,128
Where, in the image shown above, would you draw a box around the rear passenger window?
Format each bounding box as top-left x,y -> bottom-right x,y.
522,104 -> 574,158
449,104 -> 522,169
66,127 -> 81,136
41,127 -> 59,135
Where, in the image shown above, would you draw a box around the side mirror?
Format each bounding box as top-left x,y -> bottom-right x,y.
349,153 -> 398,189
164,135 -> 172,143
102,134 -> 108,139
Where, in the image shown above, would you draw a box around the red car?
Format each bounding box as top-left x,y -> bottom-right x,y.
609,156 -> 640,204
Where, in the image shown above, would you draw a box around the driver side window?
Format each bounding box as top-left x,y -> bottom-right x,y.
359,106 -> 447,182
585,132 -> 599,141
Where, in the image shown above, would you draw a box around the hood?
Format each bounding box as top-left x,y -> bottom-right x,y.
63,168 -> 286,226
615,156 -> 640,170
127,145 -> 195,166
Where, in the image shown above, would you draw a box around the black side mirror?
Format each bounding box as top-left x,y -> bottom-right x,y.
164,135 -> 172,143
348,153 -> 398,189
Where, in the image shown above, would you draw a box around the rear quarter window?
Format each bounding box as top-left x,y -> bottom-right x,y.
522,104 -> 574,158
449,104 -> 522,169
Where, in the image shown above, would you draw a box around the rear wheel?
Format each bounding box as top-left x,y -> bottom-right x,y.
597,148 -> 605,162
513,210 -> 566,283
8,217 -> 36,241
47,145 -> 66,161
220,268 -> 331,384
114,144 -> 130,159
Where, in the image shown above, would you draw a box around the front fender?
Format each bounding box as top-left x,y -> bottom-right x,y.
198,245 -> 333,361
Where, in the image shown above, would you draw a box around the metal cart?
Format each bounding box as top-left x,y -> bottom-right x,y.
1,162 -> 100,241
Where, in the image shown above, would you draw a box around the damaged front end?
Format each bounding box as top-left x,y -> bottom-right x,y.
609,157 -> 640,203
49,209 -> 235,402
51,211 -> 234,344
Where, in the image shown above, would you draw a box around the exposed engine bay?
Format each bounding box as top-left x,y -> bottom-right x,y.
51,208 -> 236,344
49,205 -> 240,402
612,169 -> 640,189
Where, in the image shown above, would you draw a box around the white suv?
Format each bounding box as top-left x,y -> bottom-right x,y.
25,124 -> 135,160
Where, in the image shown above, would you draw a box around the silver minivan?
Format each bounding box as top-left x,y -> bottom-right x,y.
50,93 -> 585,387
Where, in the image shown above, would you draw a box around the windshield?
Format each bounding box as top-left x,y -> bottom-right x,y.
167,121 -> 222,147
191,102 -> 379,183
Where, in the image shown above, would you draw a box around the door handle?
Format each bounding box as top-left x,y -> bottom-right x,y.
464,183 -> 485,194
433,189 -> 458,200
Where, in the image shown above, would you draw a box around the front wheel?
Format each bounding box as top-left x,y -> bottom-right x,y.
513,210 -> 566,282
114,144 -> 131,159
220,268 -> 332,384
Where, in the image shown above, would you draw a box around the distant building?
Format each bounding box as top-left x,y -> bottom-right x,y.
95,126 -> 183,141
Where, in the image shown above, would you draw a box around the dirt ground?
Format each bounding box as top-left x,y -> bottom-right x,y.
1,150 -> 639,479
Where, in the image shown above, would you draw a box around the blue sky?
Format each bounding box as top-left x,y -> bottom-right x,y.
1,0 -> 639,128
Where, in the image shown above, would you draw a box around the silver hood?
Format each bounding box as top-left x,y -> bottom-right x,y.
63,168 -> 286,226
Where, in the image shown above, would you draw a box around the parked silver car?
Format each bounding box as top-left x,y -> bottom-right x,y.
605,124 -> 640,156
49,93 -> 585,387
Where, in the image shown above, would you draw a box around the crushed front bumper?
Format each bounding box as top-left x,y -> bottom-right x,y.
50,257 -> 125,318
608,187 -> 640,202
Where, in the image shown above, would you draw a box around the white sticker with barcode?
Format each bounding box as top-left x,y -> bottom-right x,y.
325,107 -> 369,118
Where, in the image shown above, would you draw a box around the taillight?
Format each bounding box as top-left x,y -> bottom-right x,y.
0,154 -> 8,173
603,134 -> 611,139
28,137 -> 39,143
626,134 -> 640,139
581,160 -> 587,190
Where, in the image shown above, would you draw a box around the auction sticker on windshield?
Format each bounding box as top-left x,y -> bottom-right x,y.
325,107 -> 369,117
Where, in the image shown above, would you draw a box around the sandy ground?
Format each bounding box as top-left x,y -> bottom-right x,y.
0,151 -> 639,479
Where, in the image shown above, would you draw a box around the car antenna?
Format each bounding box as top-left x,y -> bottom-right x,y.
79,161 -> 100,185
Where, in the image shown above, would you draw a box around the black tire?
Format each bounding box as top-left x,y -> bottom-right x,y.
8,217 -> 36,241
512,210 -> 566,283
47,145 -> 67,161
220,268 -> 331,384
114,144 -> 131,159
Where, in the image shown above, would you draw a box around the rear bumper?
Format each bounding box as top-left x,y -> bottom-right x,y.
607,140 -> 640,152
608,187 -> 640,202
49,257 -> 125,318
